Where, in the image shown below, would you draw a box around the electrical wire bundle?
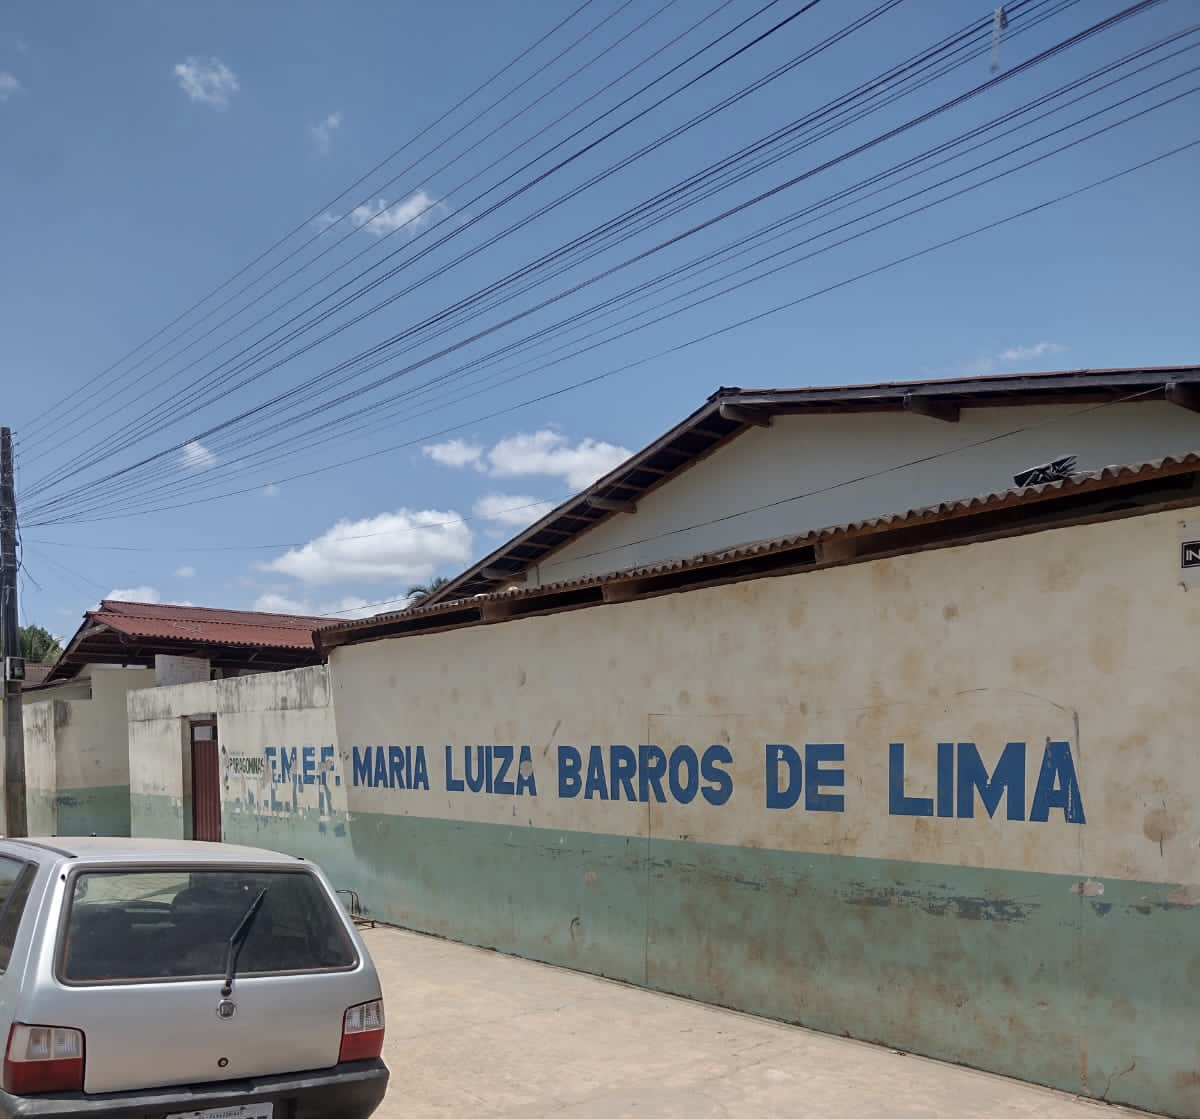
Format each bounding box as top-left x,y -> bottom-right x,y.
11,0 -> 1197,613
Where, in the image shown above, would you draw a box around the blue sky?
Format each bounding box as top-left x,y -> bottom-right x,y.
1,0 -> 1196,640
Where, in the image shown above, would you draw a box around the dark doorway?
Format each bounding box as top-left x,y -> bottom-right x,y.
189,716 -> 221,842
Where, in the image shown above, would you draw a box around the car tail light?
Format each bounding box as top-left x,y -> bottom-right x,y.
3,1024 -> 85,1094
339,999 -> 385,1062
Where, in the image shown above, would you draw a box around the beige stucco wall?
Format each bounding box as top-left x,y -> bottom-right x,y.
330,506 -> 1197,888
59,669 -> 157,787
537,402 -> 1200,583
4,667 -> 155,835
19,700 -> 58,834
315,505 -> 1200,1115
127,665 -> 335,840
63,507 -> 1191,1113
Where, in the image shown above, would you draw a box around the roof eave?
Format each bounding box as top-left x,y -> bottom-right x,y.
319,450 -> 1200,650
44,617 -> 110,683
420,367 -> 1200,606
421,394 -> 736,605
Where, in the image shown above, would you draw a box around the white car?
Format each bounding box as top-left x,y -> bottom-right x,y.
0,836 -> 388,1118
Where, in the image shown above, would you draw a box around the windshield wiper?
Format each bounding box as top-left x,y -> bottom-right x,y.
221,887 -> 269,998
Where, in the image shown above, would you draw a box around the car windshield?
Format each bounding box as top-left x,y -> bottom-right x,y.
59,867 -> 357,984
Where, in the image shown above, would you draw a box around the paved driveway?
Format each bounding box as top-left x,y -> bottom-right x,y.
365,926 -> 1148,1119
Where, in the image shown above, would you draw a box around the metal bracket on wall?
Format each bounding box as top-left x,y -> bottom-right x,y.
337,888 -> 377,929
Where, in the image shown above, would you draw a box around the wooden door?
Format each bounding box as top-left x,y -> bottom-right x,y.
189,717 -> 221,842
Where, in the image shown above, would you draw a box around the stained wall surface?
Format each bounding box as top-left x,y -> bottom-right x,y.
127,664 -> 336,848
324,506 -> 1200,1118
8,668 -> 155,835
120,507 -> 1200,1116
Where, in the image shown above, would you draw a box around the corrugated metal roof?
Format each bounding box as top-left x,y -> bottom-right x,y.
319,450 -> 1200,645
422,366 -> 1200,605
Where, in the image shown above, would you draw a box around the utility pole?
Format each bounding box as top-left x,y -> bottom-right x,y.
1,428 -> 27,837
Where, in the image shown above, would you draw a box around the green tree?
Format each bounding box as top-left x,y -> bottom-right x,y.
406,576 -> 451,604
19,624 -> 63,664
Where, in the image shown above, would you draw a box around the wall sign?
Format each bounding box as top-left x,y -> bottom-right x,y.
1181,521 -> 1200,588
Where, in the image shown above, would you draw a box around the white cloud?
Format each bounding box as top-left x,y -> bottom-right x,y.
487,430 -> 631,491
253,592 -> 312,615
262,483 -> 281,497
998,341 -> 1065,363
252,592 -> 305,614
0,72 -> 23,101
253,592 -> 399,619
424,429 -> 631,492
947,341 -> 1067,378
311,111 -> 342,155
348,191 -> 441,237
259,508 -> 472,585
174,565 -> 196,578
181,440 -> 217,470
473,493 -> 556,528
174,57 -> 239,110
423,438 -> 483,469
106,585 -> 160,604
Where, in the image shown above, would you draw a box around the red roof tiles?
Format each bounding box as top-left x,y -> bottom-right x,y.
45,600 -> 330,682
92,600 -> 326,650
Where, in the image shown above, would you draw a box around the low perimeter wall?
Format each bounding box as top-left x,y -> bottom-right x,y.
12,668 -> 155,835
133,508 -> 1200,1117
127,665 -> 336,850
328,508 -> 1198,1118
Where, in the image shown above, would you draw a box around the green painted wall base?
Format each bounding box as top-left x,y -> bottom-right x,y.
55,785 -> 131,836
27,790 -> 58,836
27,785 -> 133,837
130,792 -> 185,839
219,807 -> 1200,1119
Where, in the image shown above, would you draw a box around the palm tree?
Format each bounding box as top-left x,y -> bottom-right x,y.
406,576 -> 451,604
19,624 -> 63,664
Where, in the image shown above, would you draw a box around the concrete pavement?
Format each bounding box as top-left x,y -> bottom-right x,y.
364,926 -> 1151,1119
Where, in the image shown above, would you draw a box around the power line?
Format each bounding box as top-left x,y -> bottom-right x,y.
24,496 -> 561,551
50,0 -> 1086,490
258,0 -> 1168,443
19,0 -> 655,462
30,382 -> 1181,623
25,25 -> 1191,525
25,134 -> 1198,530
24,0 -> 1171,523
319,595 -> 421,618
21,0 -> 835,512
25,361 -> 1169,622
19,0 -> 1057,514
16,0 -> 604,446
18,0 -> 790,474
22,545 -> 110,595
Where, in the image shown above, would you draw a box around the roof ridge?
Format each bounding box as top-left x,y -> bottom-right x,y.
713,364 -> 1200,398
98,600 -> 327,624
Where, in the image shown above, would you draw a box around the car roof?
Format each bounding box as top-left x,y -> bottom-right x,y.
0,836 -> 307,867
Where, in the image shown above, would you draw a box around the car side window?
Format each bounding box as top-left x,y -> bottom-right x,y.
0,856 -> 37,973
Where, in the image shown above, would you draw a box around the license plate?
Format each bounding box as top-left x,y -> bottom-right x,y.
166,1106 -> 273,1119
